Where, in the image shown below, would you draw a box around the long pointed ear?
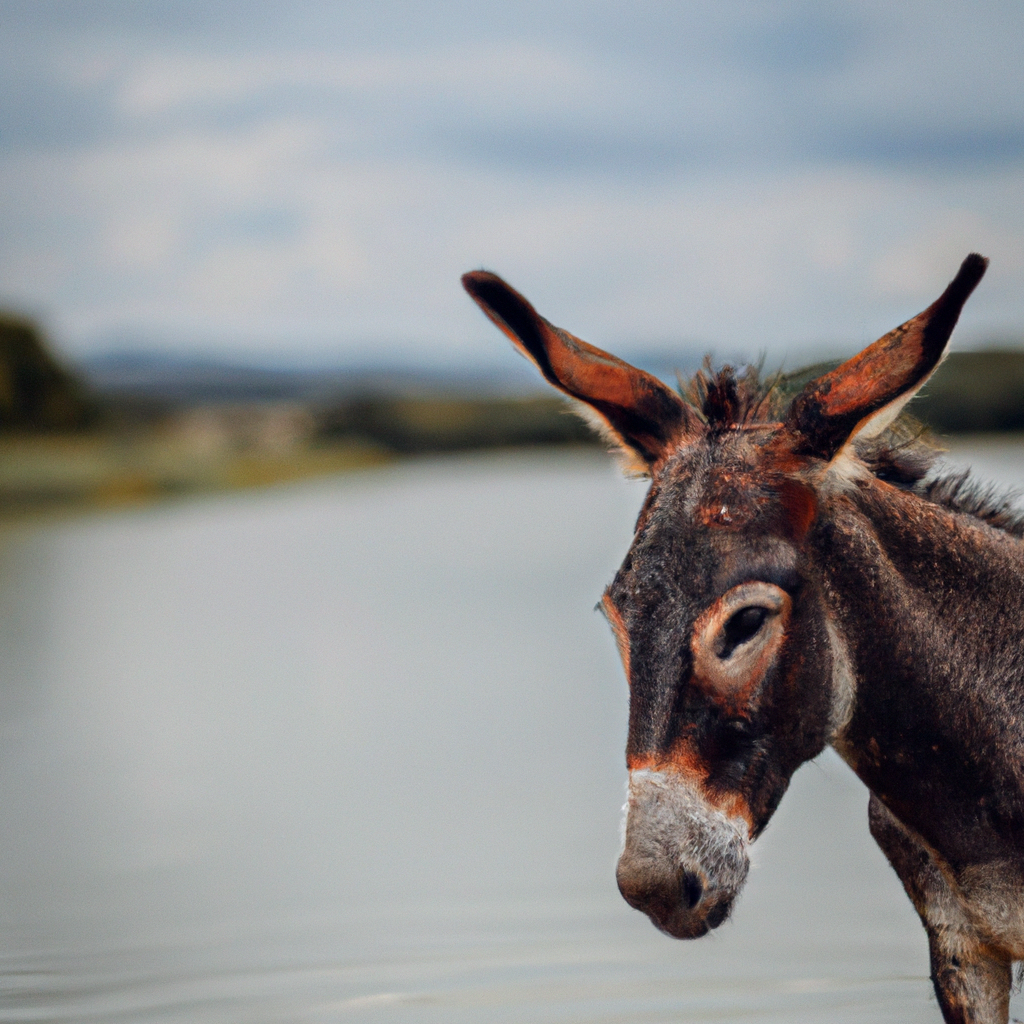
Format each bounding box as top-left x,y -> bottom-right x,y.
462,270 -> 699,468
787,253 -> 988,461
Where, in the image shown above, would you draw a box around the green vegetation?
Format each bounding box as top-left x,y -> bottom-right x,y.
0,433 -> 390,520
916,352 -> 1024,433
0,311 -> 596,519
0,312 -> 90,430
318,394 -> 592,453
0,393 -> 594,519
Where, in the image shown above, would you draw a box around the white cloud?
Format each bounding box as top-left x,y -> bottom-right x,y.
0,3 -> 1022,367
106,42 -> 604,120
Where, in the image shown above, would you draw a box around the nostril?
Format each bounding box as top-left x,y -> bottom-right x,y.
680,870 -> 704,909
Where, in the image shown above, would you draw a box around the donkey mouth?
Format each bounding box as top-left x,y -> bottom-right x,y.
657,894 -> 734,939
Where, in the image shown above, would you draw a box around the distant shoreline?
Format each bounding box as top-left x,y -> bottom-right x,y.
4,336 -> 1024,522
0,425 -> 1020,526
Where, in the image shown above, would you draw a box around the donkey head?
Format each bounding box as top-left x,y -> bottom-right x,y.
462,255 -> 987,939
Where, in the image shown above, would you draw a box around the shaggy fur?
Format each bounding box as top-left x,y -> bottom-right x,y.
679,361 -> 1024,539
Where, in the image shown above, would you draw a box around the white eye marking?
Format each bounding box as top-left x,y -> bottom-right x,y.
691,582 -> 790,703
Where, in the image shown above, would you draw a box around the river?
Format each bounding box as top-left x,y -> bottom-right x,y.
0,443 -> 1022,1022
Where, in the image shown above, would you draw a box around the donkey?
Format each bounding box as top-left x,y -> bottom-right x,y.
463,254 -> 1024,1024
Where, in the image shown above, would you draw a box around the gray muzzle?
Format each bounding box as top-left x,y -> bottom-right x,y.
616,769 -> 751,938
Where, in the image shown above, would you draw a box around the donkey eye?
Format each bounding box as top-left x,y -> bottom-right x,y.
718,606 -> 769,659
692,582 -> 790,697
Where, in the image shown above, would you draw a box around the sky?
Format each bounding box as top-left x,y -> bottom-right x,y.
1,0 -> 1023,371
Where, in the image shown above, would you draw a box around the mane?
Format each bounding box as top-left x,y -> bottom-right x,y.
679,362 -> 1024,538
917,470 -> 1024,538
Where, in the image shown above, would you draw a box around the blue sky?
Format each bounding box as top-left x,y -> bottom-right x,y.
1,1 -> 1022,369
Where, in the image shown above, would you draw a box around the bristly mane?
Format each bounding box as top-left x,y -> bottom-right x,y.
919,471 -> 1024,538
681,360 -> 784,430
680,362 -> 1024,539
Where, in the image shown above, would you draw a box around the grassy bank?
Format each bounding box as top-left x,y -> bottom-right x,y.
0,432 -> 392,520
0,394 -> 597,520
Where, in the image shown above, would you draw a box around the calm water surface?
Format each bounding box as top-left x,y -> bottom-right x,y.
1,444 -> 1022,1023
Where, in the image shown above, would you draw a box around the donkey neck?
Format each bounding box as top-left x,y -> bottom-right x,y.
816,477 -> 1024,869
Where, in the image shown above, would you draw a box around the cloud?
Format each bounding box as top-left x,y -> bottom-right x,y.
0,1 -> 1021,364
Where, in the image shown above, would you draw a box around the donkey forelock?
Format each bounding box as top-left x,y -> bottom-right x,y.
665,359 -> 1024,542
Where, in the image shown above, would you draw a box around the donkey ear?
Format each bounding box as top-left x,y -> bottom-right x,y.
787,253 -> 988,461
462,270 -> 698,467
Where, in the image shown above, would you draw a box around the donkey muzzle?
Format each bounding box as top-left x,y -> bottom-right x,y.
616,769 -> 750,939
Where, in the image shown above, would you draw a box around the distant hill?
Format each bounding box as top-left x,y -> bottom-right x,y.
76,347 -> 1024,436
0,313 -> 89,429
76,351 -> 550,405
78,352 -> 324,404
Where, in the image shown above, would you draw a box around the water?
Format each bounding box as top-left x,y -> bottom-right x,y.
0,444 -> 1021,1023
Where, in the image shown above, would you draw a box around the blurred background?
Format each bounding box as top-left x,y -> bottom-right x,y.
1,3 -> 1024,1022
1,0 -> 1024,507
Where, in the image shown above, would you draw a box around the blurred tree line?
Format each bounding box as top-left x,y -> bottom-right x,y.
2,307 -> 1024,444
913,352 -> 1024,434
0,313 -> 90,430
